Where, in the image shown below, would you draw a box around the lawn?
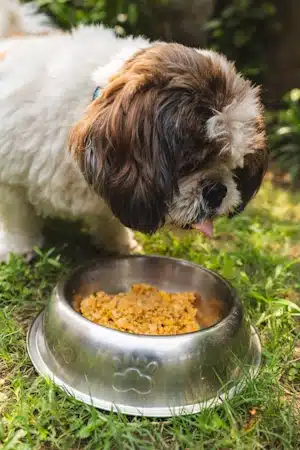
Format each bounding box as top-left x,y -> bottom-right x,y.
0,178 -> 299,450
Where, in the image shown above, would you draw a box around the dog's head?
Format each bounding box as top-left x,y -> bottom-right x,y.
69,43 -> 268,236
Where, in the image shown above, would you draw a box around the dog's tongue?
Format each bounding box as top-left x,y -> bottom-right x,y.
192,220 -> 214,238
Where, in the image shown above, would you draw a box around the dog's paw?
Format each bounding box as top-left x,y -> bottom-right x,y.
92,229 -> 143,255
0,230 -> 43,263
105,237 -> 143,255
127,235 -> 143,254
115,229 -> 143,254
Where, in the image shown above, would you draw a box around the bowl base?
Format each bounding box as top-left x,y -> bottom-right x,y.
27,311 -> 262,418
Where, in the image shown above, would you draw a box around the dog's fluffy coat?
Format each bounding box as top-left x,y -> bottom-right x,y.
0,1 -> 268,261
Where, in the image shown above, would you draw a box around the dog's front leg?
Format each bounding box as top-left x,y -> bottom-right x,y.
84,211 -> 142,255
0,184 -> 43,262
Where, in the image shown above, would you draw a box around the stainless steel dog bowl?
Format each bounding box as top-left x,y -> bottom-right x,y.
27,255 -> 261,417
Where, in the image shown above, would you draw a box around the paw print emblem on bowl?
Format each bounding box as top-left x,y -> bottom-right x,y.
112,356 -> 158,394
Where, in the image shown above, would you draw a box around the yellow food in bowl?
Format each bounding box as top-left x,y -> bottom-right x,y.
73,283 -> 200,335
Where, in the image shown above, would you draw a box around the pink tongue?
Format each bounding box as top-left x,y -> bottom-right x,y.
192,220 -> 214,238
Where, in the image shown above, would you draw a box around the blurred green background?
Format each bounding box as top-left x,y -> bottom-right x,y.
27,0 -> 300,183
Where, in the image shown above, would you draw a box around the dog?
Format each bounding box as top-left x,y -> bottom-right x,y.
0,1 -> 268,262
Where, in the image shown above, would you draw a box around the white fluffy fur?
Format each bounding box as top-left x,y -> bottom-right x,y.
0,2 -> 145,261
92,39 -> 151,86
199,49 -> 261,169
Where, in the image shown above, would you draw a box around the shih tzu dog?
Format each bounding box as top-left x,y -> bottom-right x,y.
0,1 -> 268,261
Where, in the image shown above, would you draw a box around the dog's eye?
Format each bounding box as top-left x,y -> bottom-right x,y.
92,86 -> 101,101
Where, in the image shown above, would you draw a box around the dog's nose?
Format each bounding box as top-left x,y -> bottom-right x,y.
203,183 -> 227,209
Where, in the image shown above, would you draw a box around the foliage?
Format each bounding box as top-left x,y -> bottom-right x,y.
268,89 -> 300,182
32,0 -> 167,37
206,0 -> 279,83
32,1 -> 279,84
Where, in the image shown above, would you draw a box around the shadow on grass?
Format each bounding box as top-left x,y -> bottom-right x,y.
40,207 -> 300,276
41,218 -> 111,265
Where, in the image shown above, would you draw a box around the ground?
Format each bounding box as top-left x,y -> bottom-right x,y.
0,177 -> 299,450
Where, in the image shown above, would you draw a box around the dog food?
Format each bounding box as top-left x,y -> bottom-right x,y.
74,284 -> 203,335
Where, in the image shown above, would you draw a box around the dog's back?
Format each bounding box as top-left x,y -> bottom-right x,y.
0,0 -> 126,221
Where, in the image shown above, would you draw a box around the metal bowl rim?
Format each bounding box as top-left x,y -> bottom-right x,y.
54,254 -> 242,339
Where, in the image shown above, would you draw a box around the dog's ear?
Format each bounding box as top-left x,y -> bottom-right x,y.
231,154 -> 268,215
69,81 -> 179,234
229,114 -> 269,217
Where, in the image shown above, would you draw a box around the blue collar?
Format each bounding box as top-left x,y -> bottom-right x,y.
93,86 -> 101,100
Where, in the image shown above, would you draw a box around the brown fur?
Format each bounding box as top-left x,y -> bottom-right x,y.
69,43 -> 268,233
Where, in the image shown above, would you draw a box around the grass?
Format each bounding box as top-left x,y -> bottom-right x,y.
0,178 -> 300,449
